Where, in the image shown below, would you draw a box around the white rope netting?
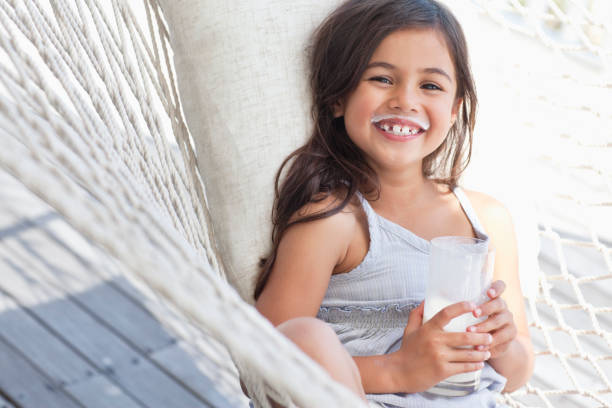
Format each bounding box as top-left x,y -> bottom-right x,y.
0,0 -> 366,407
465,1 -> 612,407
0,0 -> 610,407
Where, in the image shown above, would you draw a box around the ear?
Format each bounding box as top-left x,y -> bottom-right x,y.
332,100 -> 344,118
450,97 -> 462,126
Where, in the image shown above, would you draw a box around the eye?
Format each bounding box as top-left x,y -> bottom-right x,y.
369,76 -> 393,85
422,83 -> 442,91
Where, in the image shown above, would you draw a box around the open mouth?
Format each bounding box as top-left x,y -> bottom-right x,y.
370,115 -> 429,140
374,121 -> 424,137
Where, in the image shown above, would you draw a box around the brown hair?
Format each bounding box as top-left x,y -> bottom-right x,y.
254,0 -> 477,300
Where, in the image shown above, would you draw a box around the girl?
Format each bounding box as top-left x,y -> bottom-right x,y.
254,0 -> 534,406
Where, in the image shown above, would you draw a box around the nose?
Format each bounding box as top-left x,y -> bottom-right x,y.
389,85 -> 420,113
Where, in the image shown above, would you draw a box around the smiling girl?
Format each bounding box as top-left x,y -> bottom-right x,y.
253,0 -> 534,406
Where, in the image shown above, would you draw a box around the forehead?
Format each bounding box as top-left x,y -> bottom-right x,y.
370,28 -> 456,80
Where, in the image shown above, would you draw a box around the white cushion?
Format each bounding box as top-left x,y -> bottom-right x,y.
161,0 -> 539,302
160,0 -> 342,301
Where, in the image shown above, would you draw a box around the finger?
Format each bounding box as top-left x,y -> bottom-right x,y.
475,344 -> 490,351
473,297 -> 507,318
487,280 -> 506,299
446,331 -> 493,347
430,301 -> 475,329
405,302 -> 424,333
448,348 -> 491,363
446,362 -> 485,376
490,325 -> 517,347
469,311 -> 511,333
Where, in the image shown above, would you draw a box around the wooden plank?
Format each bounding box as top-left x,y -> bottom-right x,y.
73,281 -> 176,354
0,293 -> 94,386
0,225 -> 174,352
151,340 -> 248,408
0,265 -> 149,408
0,395 -> 16,408
0,192 -> 229,408
64,375 -> 144,408
19,218 -> 176,354
0,242 -> 143,374
0,173 -> 174,354
0,338 -> 82,408
109,357 -> 212,408
107,267 -> 250,407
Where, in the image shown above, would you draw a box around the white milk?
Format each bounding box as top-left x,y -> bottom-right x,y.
423,295 -> 484,332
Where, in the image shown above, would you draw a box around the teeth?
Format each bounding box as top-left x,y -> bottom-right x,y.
380,123 -> 419,136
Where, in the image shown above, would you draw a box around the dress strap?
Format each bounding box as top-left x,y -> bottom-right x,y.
452,186 -> 489,240
355,192 -> 382,257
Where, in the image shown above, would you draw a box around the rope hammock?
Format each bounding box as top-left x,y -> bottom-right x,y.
0,0 -> 610,407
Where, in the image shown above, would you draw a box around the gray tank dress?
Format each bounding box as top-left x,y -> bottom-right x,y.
316,186 -> 507,407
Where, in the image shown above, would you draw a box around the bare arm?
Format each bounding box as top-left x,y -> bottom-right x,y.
255,196 -> 357,325
468,191 -> 535,391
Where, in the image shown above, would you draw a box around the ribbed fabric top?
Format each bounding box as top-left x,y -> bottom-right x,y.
317,186 -> 507,407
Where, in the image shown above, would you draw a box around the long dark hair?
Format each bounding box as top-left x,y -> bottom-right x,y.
254,0 -> 477,300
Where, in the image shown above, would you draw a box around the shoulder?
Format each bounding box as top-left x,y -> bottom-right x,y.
283,191 -> 362,265
462,189 -> 518,258
255,192 -> 362,323
462,189 -> 518,273
462,189 -> 514,233
289,191 -> 360,233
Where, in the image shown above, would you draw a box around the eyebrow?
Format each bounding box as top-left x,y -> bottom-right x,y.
422,67 -> 452,82
365,61 -> 452,82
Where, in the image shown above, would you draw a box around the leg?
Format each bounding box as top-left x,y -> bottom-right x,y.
275,317 -> 367,402
240,317 -> 367,407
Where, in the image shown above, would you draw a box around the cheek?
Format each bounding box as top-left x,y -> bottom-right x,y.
347,100 -> 373,123
431,103 -> 455,129
345,87 -> 379,119
344,101 -> 374,136
427,103 -> 455,145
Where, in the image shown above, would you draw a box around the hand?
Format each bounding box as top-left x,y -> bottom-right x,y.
390,301 -> 493,393
468,280 -> 517,359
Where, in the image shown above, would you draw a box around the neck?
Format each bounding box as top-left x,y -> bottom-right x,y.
366,161 -> 436,212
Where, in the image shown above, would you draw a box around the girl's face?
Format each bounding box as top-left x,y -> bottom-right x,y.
336,28 -> 460,176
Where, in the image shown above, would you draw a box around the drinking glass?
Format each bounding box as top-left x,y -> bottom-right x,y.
423,236 -> 495,397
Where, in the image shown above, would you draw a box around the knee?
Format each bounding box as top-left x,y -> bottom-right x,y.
276,317 -> 365,400
276,317 -> 340,359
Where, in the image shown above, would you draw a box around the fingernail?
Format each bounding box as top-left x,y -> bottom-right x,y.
488,334 -> 493,344
488,288 -> 496,297
474,308 -> 482,317
479,362 -> 485,368
485,351 -> 491,359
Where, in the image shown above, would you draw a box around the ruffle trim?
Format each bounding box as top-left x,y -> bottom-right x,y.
317,302 -> 419,328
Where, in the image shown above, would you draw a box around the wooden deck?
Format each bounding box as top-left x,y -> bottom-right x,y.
0,171 -> 249,408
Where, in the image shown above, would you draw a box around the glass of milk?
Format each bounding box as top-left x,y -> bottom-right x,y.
423,236 -> 495,397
